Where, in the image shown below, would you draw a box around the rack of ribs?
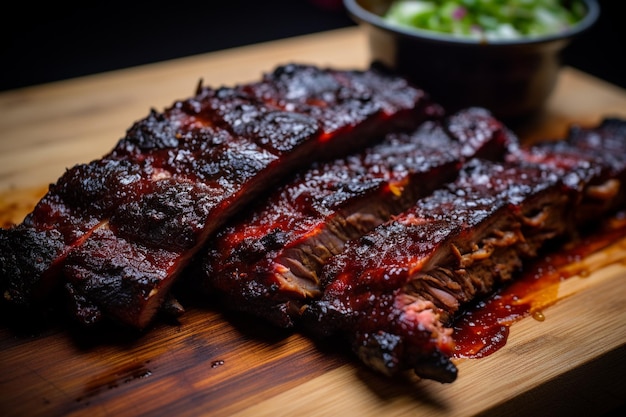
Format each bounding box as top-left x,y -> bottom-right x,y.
201,107 -> 516,328
2,61 -> 625,386
302,118 -> 626,383
0,63 -> 441,329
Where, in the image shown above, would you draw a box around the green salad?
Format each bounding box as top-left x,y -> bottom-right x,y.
383,0 -> 587,40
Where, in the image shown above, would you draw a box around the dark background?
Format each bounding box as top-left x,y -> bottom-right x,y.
1,0 -> 624,92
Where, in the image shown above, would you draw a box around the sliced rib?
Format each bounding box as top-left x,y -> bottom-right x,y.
303,118 -> 626,383
202,108 -> 516,327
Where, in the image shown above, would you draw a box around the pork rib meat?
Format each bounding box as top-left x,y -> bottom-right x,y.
202,107 -> 515,327
303,118 -> 626,383
0,63 -> 441,329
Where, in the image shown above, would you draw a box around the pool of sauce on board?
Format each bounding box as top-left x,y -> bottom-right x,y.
452,211 -> 626,359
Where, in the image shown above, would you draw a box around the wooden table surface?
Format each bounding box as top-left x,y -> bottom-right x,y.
1,27 -> 625,417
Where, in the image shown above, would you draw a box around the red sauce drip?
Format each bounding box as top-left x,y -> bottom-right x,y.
452,213 -> 626,359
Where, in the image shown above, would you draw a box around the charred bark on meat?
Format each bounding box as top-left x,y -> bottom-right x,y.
202,108 -> 516,328
303,119 -> 626,383
0,64 -> 440,329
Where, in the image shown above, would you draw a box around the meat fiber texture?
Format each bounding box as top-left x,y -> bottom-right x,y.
0,63 -> 441,329
202,107 -> 516,328
303,118 -> 626,383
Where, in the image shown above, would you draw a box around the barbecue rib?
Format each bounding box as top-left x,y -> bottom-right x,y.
202,108 -> 515,327
0,63 -> 441,329
303,118 -> 626,383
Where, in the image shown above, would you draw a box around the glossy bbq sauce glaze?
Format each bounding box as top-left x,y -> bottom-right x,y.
452,211 -> 626,359
1,188 -> 625,363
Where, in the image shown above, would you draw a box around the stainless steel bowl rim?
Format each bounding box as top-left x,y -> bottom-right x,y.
343,0 -> 600,46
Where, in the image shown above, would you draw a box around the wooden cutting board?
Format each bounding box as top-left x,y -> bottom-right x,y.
1,28 -> 625,417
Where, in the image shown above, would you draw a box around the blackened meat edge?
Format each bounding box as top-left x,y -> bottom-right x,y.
303,119 -> 626,383
0,64 -> 441,329
202,108 -> 515,328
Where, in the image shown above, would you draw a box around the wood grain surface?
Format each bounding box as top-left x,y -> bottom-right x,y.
1,28 -> 625,417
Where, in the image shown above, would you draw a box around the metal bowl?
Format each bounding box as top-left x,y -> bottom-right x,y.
344,0 -> 600,121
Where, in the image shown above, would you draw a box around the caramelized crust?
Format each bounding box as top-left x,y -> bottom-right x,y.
0,64 -> 440,328
304,119 -> 626,383
202,108 -> 515,327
